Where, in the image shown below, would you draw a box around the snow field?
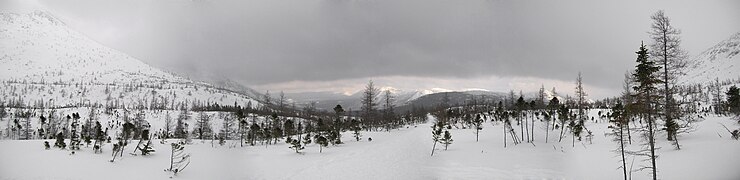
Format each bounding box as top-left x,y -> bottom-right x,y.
2,111 -> 738,180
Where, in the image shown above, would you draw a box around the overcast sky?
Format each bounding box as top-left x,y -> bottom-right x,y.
4,0 -> 739,98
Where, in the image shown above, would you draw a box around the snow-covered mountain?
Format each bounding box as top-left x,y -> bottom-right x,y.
0,11 -> 260,109
683,32 -> 740,85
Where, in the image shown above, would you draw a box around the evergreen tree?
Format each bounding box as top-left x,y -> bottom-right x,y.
349,119 -> 362,141
122,121 -> 135,145
726,85 -> 740,119
81,124 -> 91,146
431,120 -> 443,156
0,106 -> 6,123
54,132 -> 66,149
93,121 -> 104,153
316,135 -> 328,153
574,72 -> 591,145
249,123 -> 261,146
288,137 -> 303,153
270,114 -> 283,145
69,113 -> 81,150
303,132 -> 312,145
174,109 -> 189,139
283,119 -> 295,140
332,105 -> 345,144
441,130 -> 453,151
516,96 -> 526,143
473,114 -> 483,142
235,108 -> 247,147
195,112 -> 213,140
632,42 -> 662,180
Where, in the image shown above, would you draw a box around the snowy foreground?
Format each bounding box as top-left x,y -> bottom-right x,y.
1,115 -> 739,180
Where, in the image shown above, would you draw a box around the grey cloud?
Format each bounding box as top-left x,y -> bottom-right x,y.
31,0 -> 740,90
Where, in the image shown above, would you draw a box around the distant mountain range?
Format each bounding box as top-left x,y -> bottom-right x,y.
286,87 -> 569,112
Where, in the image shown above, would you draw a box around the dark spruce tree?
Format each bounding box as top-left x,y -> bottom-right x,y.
441,130 -> 453,151
350,119 -> 362,141
430,120 -> 443,156
316,135 -> 328,153
632,42 -> 662,180
473,114 -> 483,142
726,85 -> 740,120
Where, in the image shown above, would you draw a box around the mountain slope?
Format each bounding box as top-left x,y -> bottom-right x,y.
0,11 -> 260,109
683,32 -> 740,85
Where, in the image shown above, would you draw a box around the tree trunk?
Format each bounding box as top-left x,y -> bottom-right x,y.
431,141 -> 438,156
572,129 -> 575,148
531,112 -> 535,142
520,115 -> 524,142
545,118 -> 549,143
524,113 -> 529,142
503,122 -> 507,148
648,91 -> 658,180
627,120 -> 632,144
620,125 -> 627,180
559,121 -> 565,142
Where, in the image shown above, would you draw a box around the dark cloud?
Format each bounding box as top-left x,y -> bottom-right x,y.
25,0 -> 740,91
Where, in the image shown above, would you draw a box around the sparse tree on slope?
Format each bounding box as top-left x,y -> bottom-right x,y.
221,113 -> 235,142
383,90 -> 396,131
195,112 -> 213,140
361,80 -> 379,130
163,112 -> 174,139
649,10 -> 690,147
174,109 -> 189,139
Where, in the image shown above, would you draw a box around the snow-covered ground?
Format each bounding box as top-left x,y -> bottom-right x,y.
2,112 -> 739,180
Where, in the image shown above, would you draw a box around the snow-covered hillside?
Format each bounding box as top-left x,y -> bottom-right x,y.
684,32 -> 740,85
0,11 -> 260,109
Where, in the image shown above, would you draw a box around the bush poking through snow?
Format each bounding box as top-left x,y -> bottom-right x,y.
166,142 -> 191,176
316,135 -> 328,153
441,130 -> 453,151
